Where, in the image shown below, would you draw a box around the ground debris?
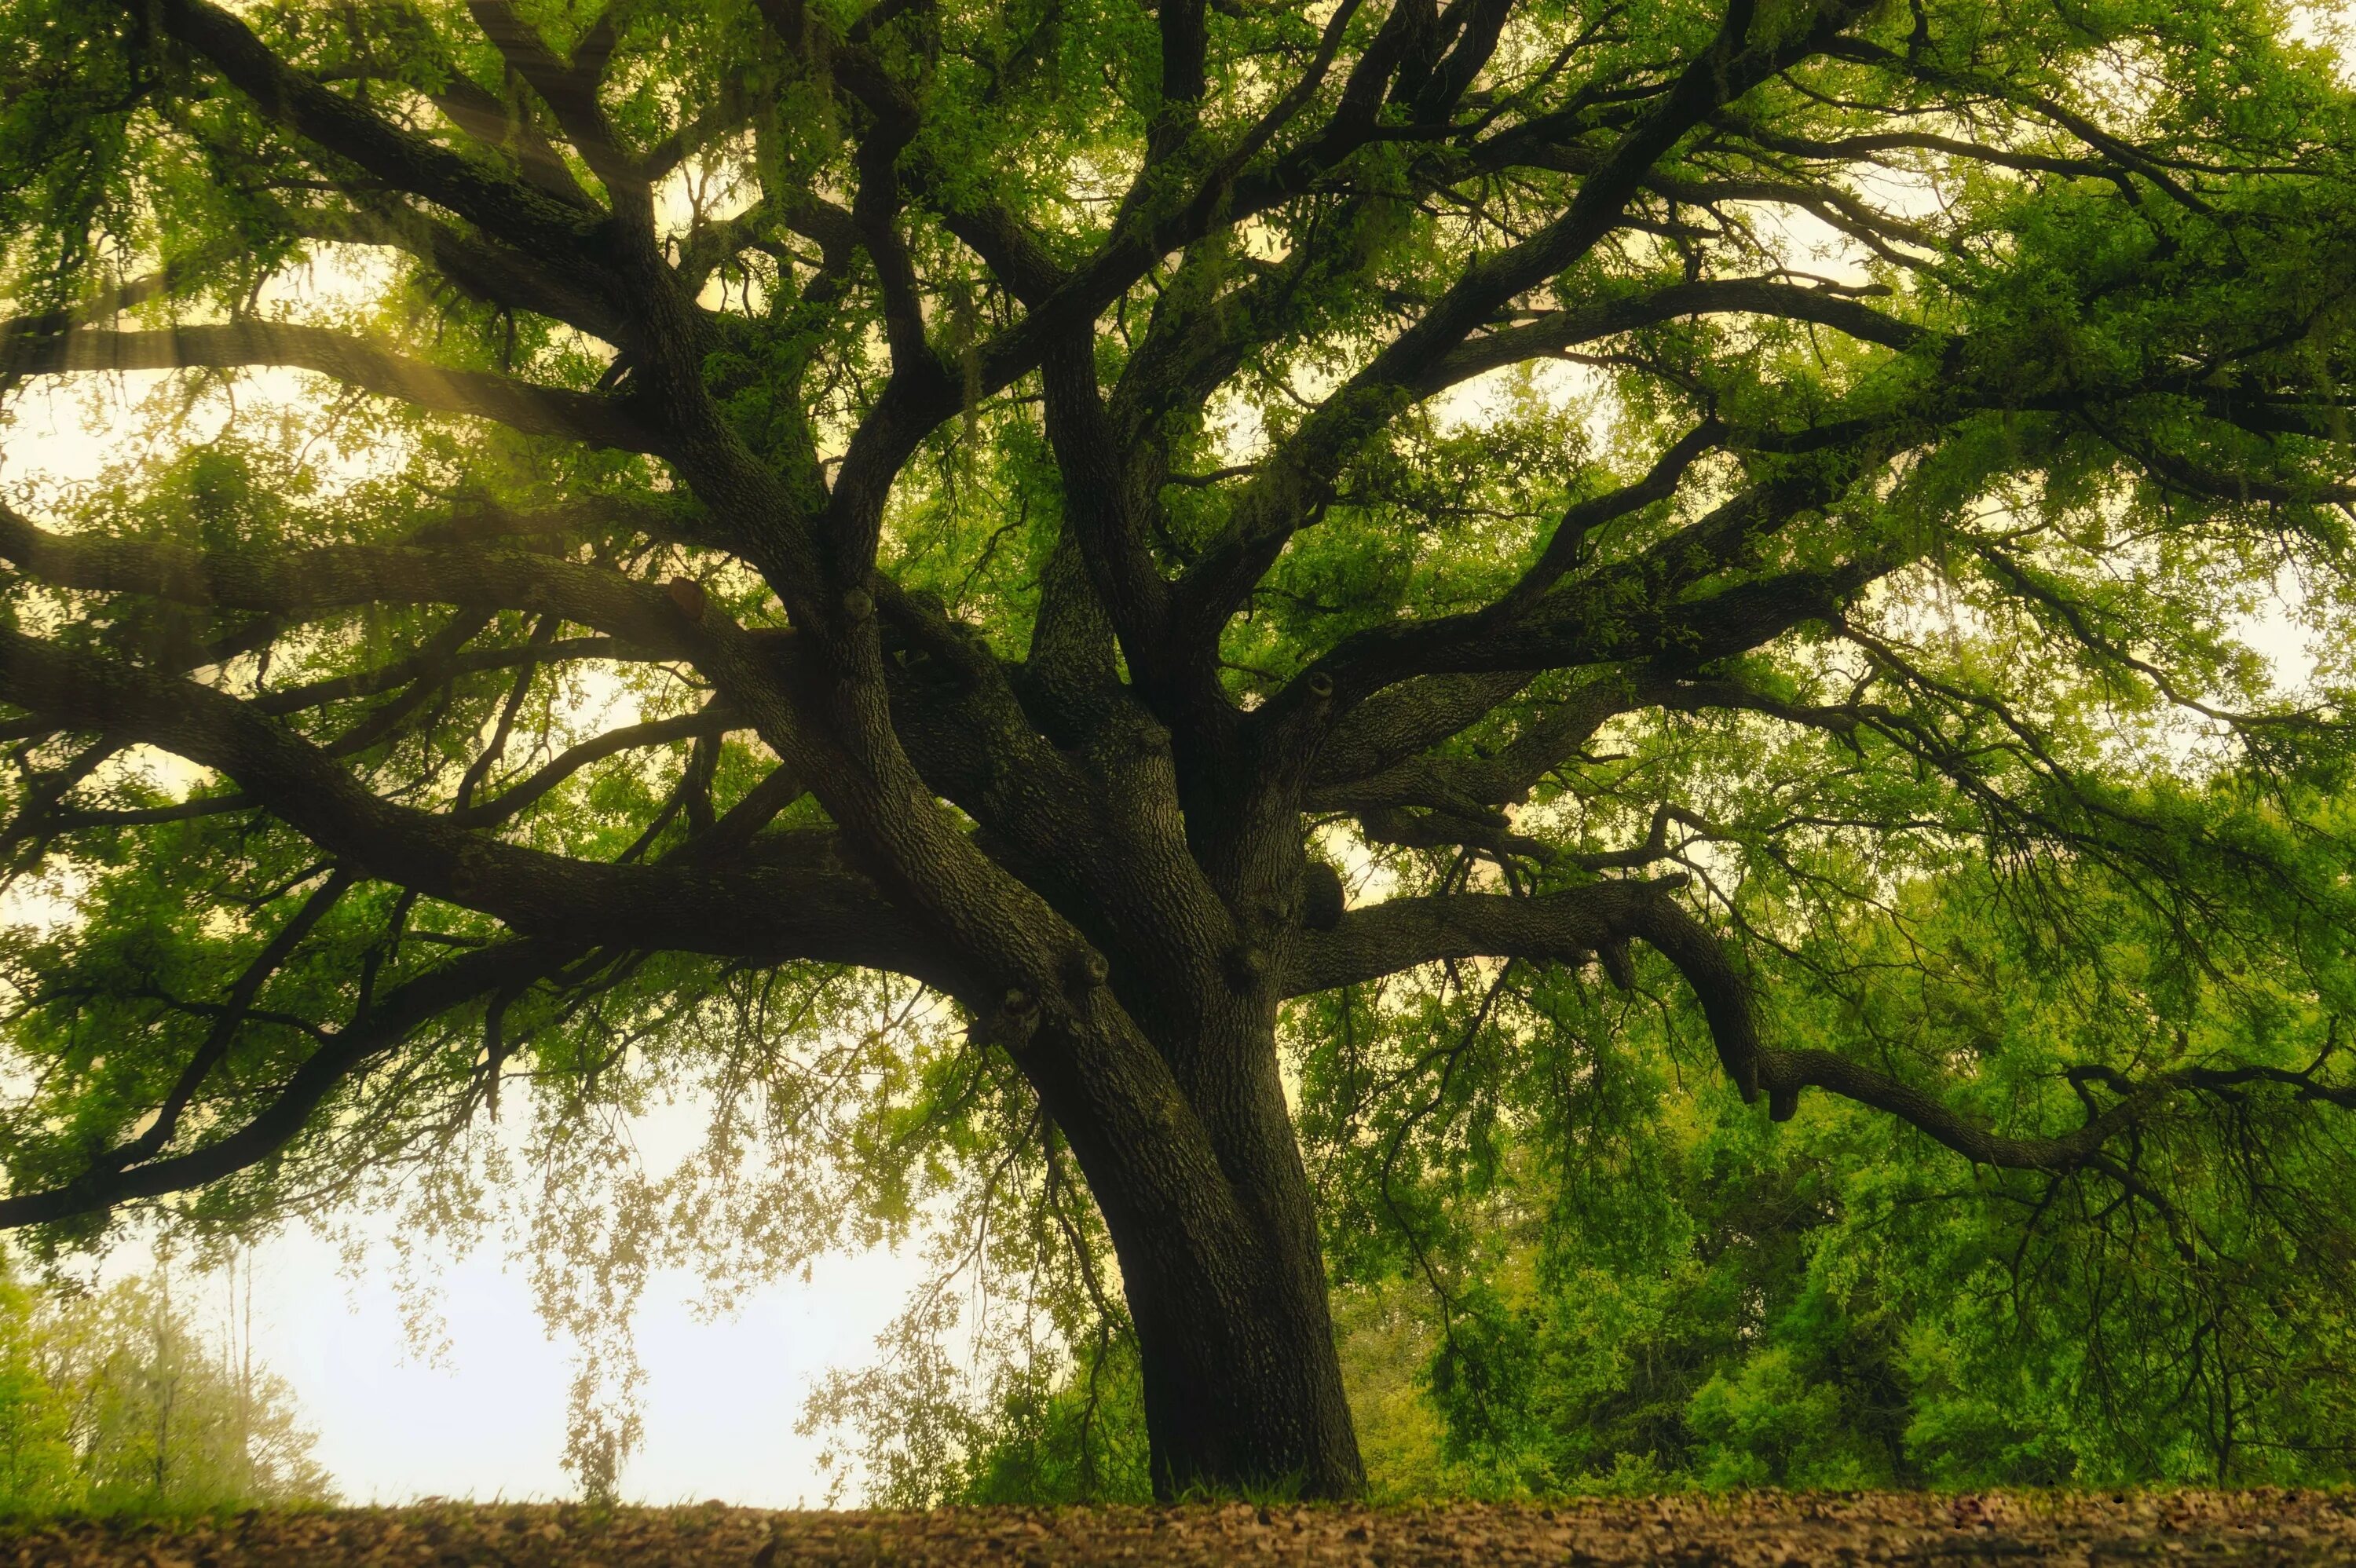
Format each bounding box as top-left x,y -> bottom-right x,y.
2,1492 -> 2352,1566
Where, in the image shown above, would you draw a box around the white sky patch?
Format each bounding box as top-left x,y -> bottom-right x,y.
43,1189 -> 926,1507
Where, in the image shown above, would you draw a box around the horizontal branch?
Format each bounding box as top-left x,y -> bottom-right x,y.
1288,879 -> 1685,992
0,628 -> 958,987
0,504 -> 1089,875
257,636 -> 667,718
1423,277 -> 1927,393
0,323 -> 657,450
0,503 -> 692,639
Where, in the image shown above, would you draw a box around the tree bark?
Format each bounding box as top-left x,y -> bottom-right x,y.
1037,1005 -> 1365,1500
1125,1210 -> 1364,1502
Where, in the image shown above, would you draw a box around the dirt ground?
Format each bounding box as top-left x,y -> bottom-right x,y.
3,1492 -> 2353,1566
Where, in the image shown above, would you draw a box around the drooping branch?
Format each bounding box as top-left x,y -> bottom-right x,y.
0,937 -> 566,1230
1286,876 -> 1762,1096
1293,879 -> 2356,1186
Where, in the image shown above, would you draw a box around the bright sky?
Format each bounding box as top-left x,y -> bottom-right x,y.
97,1190 -> 916,1506
210,1191 -> 924,1505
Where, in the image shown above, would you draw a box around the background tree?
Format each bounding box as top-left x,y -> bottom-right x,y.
1,0 -> 2355,1500
0,1265 -> 76,1511
0,1252 -> 333,1512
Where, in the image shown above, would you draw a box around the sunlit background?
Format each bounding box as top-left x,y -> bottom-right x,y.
176,1200 -> 920,1504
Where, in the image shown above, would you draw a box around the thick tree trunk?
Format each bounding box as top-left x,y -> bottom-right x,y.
1124,1218 -> 1363,1501
1046,1005 -> 1365,1500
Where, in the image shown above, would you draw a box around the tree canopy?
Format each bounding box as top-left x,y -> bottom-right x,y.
2,0 -> 2356,1500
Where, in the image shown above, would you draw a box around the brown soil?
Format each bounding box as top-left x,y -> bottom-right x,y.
2,1492 -> 2351,1566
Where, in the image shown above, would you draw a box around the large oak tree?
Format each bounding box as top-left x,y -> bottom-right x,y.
3,0 -> 2356,1500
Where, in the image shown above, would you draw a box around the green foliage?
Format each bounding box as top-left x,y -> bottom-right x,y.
0,1252 -> 332,1515
1287,827 -> 2356,1495
796,1098 -> 1152,1508
2,0 -> 2356,1505
815,1325 -> 1152,1509
0,1266 -> 76,1511
956,826 -> 2356,1499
